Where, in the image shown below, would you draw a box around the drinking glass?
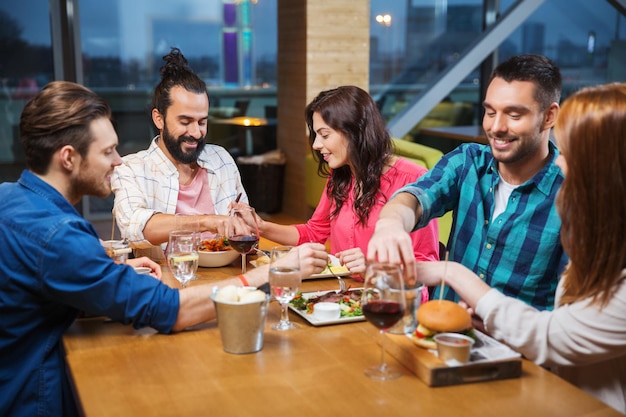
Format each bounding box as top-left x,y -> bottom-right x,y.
174,214 -> 201,280
167,230 -> 199,288
228,206 -> 259,273
101,239 -> 131,264
361,262 -> 406,380
268,245 -> 301,331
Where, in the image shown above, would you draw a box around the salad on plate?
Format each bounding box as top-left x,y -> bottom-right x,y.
290,288 -> 363,318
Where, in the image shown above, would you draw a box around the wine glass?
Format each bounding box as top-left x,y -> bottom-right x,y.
167,230 -> 199,288
174,214 -> 201,281
268,245 -> 301,331
228,206 -> 260,274
361,262 -> 406,380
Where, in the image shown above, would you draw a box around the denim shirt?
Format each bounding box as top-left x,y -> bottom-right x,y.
0,170 -> 179,417
398,142 -> 567,310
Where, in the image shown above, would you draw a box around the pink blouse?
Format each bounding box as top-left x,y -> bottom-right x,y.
295,158 -> 440,262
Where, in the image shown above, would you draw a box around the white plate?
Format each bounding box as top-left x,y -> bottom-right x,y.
288,289 -> 365,326
249,254 -> 350,280
307,255 -> 350,279
307,269 -> 351,279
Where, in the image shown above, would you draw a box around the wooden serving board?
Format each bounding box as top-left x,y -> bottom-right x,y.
384,333 -> 522,387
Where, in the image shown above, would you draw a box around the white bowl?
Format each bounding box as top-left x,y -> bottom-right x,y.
198,250 -> 240,267
313,302 -> 341,321
133,267 -> 152,275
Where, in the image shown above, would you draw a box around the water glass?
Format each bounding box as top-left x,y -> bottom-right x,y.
269,245 -> 301,331
101,239 -> 131,264
167,230 -> 199,288
388,284 -> 425,335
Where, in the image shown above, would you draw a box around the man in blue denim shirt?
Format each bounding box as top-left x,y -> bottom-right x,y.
368,55 -> 568,312
0,81 -> 327,417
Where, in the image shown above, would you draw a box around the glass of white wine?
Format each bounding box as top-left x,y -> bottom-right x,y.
269,245 -> 301,331
167,230 -> 199,288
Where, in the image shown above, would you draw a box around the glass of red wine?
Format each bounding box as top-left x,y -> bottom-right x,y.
361,262 -> 406,380
228,206 -> 260,274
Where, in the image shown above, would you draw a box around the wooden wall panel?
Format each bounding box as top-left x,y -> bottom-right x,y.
277,0 -> 369,219
277,1 -> 308,217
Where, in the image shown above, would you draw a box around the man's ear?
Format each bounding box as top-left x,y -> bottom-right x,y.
543,102 -> 559,130
58,145 -> 78,171
152,108 -> 164,130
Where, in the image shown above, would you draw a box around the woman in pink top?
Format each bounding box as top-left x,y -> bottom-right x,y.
249,86 -> 439,280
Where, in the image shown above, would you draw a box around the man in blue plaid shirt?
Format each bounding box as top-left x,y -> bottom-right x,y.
368,54 -> 568,311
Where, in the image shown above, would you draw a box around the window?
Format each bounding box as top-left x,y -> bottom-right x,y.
371,0 -> 626,148
0,0 -> 53,174
1,0 -> 624,216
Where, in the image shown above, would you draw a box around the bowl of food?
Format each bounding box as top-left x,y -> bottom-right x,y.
198,249 -> 240,267
198,238 -> 240,268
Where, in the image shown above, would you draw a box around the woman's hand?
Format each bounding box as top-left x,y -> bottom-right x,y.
335,248 -> 366,278
297,242 -> 328,277
458,300 -> 486,333
413,261 -> 491,311
227,201 -> 265,234
127,257 -> 162,280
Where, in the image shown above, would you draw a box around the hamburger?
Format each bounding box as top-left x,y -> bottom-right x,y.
413,300 -> 472,349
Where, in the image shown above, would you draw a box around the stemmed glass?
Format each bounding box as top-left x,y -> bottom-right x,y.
268,245 -> 301,331
174,214 -> 201,281
228,206 -> 260,274
167,230 -> 199,288
361,262 -> 406,380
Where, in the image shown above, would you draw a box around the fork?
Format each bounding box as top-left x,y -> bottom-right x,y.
335,273 -> 346,293
326,259 -> 346,293
311,245 -> 347,293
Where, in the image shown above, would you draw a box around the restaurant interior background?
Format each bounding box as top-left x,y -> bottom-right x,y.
1,0 -> 625,225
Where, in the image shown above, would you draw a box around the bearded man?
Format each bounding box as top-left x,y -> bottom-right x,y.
112,48 -> 249,259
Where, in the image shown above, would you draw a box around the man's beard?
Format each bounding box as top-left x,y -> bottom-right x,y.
488,118 -> 545,166
71,161 -> 111,201
162,123 -> 206,164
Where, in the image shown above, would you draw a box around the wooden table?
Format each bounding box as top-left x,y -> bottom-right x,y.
420,125 -> 488,144
63,245 -> 621,417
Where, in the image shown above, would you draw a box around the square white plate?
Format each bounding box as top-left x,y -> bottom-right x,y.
288,289 -> 365,326
306,270 -> 351,280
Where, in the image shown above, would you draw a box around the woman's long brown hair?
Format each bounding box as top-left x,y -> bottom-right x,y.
305,86 -> 393,225
555,82 -> 626,307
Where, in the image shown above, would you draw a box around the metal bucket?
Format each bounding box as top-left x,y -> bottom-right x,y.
211,293 -> 270,354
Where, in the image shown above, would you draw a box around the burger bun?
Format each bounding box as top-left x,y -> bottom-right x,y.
417,300 -> 471,333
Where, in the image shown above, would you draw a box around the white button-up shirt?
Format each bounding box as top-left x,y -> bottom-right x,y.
111,136 -> 248,258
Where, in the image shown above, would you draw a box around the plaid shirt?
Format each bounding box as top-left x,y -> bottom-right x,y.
111,137 -> 248,256
401,142 -> 567,310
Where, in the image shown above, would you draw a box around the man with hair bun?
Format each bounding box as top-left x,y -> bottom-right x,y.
112,47 -> 250,260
